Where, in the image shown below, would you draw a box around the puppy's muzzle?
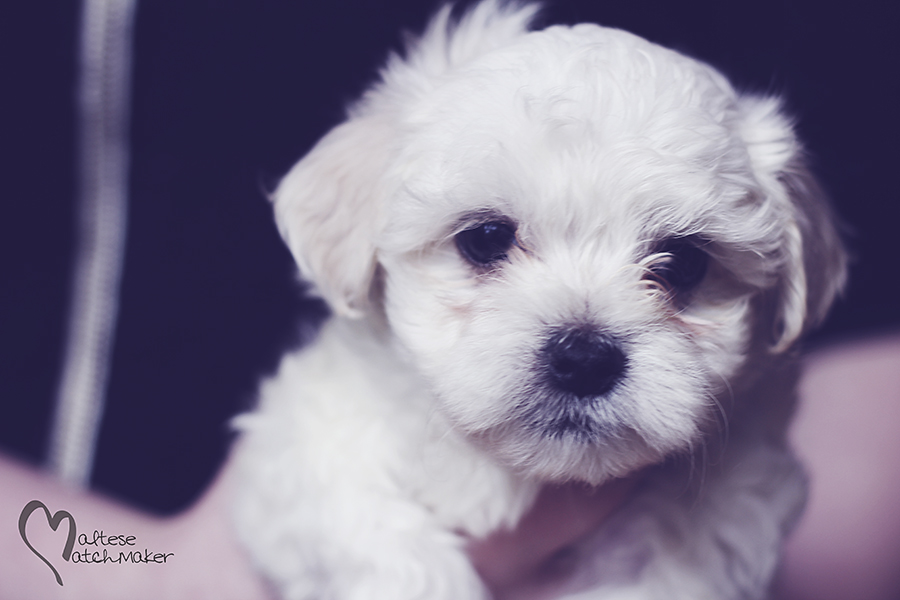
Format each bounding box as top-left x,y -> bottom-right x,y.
544,328 -> 627,398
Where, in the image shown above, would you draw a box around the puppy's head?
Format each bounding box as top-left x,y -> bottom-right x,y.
273,1 -> 846,483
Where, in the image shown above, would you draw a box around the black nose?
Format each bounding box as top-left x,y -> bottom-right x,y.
544,328 -> 627,398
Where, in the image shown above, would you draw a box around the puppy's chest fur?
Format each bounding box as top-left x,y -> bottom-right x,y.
239,319 -> 541,539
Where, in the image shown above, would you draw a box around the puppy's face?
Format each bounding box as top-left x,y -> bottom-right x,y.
274,8 -> 846,484
378,27 -> 775,483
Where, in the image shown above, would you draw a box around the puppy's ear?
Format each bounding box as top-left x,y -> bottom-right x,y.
272,1 -> 539,317
272,113 -> 394,318
738,97 -> 847,351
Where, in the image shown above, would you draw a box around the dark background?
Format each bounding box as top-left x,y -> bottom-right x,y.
1,0 -> 897,514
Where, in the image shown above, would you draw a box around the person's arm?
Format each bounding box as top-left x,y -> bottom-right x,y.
0,450 -> 634,600
0,455 -> 273,600
775,333 -> 900,600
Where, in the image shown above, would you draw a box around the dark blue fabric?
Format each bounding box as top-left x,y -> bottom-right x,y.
1,0 -> 897,514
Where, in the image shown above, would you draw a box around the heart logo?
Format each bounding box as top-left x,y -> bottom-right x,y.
18,500 -> 77,586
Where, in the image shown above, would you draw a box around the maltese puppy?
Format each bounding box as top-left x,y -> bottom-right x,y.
233,2 -> 846,599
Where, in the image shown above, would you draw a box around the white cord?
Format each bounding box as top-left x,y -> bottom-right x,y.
48,0 -> 138,487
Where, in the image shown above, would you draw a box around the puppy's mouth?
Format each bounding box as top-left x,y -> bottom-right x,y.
517,387 -> 631,443
528,407 -> 605,442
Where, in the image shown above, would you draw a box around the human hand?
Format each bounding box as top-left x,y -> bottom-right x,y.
468,476 -> 640,600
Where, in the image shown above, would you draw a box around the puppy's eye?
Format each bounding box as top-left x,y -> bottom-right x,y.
646,238 -> 709,297
455,221 -> 517,267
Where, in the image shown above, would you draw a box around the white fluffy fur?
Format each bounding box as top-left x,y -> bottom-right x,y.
233,2 -> 847,599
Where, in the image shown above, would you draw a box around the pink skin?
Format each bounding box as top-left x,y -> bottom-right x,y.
773,333 -> 900,600
469,477 -> 640,599
1,334 -> 898,599
0,454 -> 272,600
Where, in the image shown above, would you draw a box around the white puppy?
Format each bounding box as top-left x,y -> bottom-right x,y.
233,2 -> 846,599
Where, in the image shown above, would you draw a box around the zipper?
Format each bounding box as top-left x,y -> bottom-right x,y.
48,0 -> 138,487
